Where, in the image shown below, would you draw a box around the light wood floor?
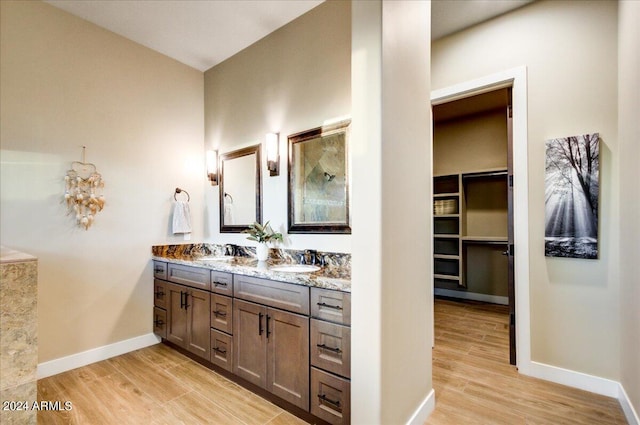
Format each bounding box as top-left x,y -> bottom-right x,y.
37,344 -> 308,425
36,298 -> 627,424
427,298 -> 627,425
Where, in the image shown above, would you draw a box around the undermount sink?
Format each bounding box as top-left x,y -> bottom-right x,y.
270,264 -> 320,273
198,256 -> 234,261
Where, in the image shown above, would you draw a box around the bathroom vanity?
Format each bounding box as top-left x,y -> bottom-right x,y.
152,244 -> 351,425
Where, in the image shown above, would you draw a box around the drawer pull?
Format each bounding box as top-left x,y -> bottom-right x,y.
317,343 -> 342,354
212,346 -> 227,355
154,268 -> 164,274
154,290 -> 165,297
214,281 -> 228,287
259,312 -> 264,335
154,317 -> 164,327
213,310 -> 227,317
318,394 -> 341,410
317,302 -> 343,310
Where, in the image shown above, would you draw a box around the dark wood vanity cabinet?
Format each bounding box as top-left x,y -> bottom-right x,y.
310,288 -> 351,425
152,260 -> 350,423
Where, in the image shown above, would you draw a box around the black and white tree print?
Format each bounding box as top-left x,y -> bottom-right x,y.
544,133 -> 599,259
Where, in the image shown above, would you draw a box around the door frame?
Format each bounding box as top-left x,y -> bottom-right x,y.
430,66 -> 531,372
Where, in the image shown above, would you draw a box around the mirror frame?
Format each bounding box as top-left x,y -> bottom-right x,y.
219,144 -> 262,233
287,120 -> 351,234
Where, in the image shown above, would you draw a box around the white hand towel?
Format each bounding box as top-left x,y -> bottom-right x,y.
172,200 -> 192,234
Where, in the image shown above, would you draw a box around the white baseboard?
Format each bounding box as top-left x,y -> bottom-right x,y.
619,383 -> 640,425
527,361 -> 619,398
38,333 -> 161,379
434,288 -> 509,305
406,389 -> 435,425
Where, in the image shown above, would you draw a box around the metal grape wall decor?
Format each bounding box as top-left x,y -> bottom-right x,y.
64,146 -> 105,230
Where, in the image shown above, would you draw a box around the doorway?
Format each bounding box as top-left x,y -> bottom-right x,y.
430,67 -> 530,370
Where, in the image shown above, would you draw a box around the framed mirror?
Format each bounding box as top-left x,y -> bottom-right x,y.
288,120 -> 351,234
219,145 -> 262,233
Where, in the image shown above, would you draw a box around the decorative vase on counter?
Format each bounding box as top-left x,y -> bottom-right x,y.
256,243 -> 269,262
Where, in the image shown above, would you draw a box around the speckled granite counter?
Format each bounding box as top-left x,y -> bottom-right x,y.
152,244 -> 351,293
1,246 -> 37,425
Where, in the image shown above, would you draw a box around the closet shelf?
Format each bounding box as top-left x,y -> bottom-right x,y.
461,236 -> 508,243
433,192 -> 460,198
434,254 -> 460,260
434,234 -> 459,239
433,274 -> 460,281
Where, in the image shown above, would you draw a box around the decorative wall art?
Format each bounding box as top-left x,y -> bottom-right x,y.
544,133 -> 599,259
288,120 -> 351,234
64,147 -> 105,230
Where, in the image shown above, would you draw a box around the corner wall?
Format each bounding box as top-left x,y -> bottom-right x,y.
0,1 -> 205,363
432,0 -> 620,380
618,0 -> 640,420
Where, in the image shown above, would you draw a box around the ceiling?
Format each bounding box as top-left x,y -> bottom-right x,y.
45,0 -> 533,72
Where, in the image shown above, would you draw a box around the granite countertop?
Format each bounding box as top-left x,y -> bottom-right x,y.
152,253 -> 351,293
0,246 -> 37,264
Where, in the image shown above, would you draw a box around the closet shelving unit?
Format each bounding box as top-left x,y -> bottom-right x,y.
433,169 -> 508,289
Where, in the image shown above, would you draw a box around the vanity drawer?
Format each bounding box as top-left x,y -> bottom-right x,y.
311,319 -> 351,378
153,261 -> 167,280
311,367 -> 350,425
311,288 -> 351,325
211,294 -> 233,334
211,271 -> 233,296
153,279 -> 168,310
210,329 -> 233,373
153,307 -> 167,339
233,275 -> 309,315
167,263 -> 210,291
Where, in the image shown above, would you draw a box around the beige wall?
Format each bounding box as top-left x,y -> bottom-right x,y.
352,1 -> 433,423
0,1 -> 204,362
433,0 -> 621,379
203,1 -> 351,253
618,0 -> 640,415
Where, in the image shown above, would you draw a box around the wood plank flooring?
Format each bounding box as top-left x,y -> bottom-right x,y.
36,298 -> 627,424
426,298 -> 628,425
37,344 -> 308,425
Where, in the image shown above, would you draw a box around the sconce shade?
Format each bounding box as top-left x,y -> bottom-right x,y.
207,150 -> 218,185
266,133 -> 279,177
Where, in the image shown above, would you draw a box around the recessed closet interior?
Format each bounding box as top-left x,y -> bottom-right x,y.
432,87 -> 515,363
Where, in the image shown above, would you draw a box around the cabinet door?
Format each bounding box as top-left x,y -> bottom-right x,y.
211,294 -> 233,334
186,288 -> 210,361
166,283 -> 188,349
233,300 -> 267,388
267,308 -> 309,410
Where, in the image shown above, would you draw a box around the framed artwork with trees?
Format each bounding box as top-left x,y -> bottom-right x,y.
544,133 -> 600,259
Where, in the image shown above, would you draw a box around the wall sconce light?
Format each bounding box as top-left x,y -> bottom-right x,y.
266,132 -> 279,177
206,150 -> 218,186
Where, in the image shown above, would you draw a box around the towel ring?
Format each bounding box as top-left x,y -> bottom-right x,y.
174,187 -> 190,202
